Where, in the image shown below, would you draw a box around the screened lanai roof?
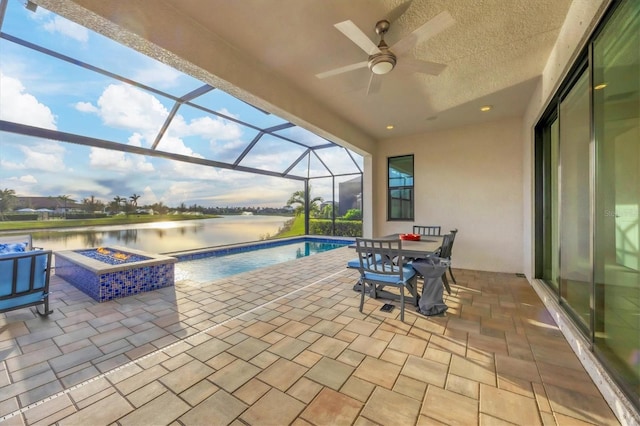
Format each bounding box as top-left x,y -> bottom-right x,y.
0,0 -> 362,192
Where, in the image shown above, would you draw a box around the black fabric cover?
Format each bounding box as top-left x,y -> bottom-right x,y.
412,257 -> 448,316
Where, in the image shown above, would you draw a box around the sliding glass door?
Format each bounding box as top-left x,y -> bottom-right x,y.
536,0 -> 639,407
593,0 -> 640,399
559,70 -> 592,329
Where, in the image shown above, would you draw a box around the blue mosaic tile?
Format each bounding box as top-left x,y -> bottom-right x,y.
56,256 -> 174,302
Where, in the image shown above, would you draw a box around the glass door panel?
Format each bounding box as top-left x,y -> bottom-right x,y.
559,71 -> 592,327
541,118 -> 560,291
593,0 -> 640,398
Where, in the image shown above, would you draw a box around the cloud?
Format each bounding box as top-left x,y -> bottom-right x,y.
154,133 -> 203,158
89,147 -> 134,171
0,71 -> 57,129
0,158 -> 24,170
189,116 -> 243,140
42,15 -> 89,43
97,84 -> 168,132
132,61 -> 182,89
161,181 -> 203,205
203,181 -> 300,207
140,186 -> 159,205
135,157 -> 155,172
167,160 -> 223,180
75,101 -> 98,113
5,176 -> 37,196
88,84 -> 248,162
18,142 -> 66,172
89,146 -> 154,173
90,85 -> 200,157
18,175 -> 38,184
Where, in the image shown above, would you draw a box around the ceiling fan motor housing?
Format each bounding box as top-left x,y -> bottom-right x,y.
368,20 -> 396,74
368,50 -> 396,74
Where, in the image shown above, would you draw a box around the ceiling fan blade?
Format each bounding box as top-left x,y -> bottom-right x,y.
400,58 -> 447,76
366,73 -> 382,95
391,10 -> 455,56
315,61 -> 368,79
334,20 -> 381,55
383,0 -> 413,25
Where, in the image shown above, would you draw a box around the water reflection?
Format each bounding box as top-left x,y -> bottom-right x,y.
295,242 -> 344,258
29,216 -> 291,253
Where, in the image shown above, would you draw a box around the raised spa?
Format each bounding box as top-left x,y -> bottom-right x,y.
55,246 -> 177,302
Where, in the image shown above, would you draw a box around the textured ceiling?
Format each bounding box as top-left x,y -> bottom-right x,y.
37,0 -> 574,142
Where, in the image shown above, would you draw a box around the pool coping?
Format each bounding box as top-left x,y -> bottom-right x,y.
165,235 -> 355,262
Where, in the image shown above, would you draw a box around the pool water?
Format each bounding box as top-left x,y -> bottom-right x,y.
174,239 -> 351,282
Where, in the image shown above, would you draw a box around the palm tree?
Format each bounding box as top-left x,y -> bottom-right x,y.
0,188 -> 17,221
58,194 -> 72,218
112,196 -> 124,214
83,195 -> 97,213
150,201 -> 168,215
287,189 -> 323,218
130,193 -> 140,209
320,202 -> 334,219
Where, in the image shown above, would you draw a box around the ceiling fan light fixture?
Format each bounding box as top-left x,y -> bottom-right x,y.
368,53 -> 396,75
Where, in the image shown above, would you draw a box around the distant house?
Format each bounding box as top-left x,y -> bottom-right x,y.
338,177 -> 362,217
16,196 -> 81,214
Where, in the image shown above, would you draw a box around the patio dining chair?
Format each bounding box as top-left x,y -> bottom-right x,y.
435,231 -> 457,289
355,237 -> 418,322
411,232 -> 455,295
444,229 -> 458,284
413,225 -> 441,236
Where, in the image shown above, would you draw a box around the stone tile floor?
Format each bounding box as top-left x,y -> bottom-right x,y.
0,246 -> 622,425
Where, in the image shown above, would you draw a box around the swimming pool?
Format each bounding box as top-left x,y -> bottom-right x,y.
173,237 -> 352,282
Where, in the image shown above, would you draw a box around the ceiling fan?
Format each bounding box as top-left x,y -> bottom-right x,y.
315,7 -> 455,95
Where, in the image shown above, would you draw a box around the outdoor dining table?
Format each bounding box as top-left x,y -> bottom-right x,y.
348,234 -> 443,258
377,234 -> 444,259
349,234 -> 444,305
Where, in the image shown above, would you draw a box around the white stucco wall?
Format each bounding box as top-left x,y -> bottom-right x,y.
375,117 -> 525,274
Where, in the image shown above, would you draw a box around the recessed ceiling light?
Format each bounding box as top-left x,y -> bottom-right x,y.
386,125 -> 394,130
480,105 -> 492,112
594,83 -> 607,90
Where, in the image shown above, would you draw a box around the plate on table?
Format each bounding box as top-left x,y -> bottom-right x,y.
399,233 -> 421,241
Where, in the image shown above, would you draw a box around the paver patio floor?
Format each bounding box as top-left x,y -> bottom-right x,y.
0,246 -> 621,425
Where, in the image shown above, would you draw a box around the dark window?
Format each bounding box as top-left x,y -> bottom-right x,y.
388,155 -> 414,220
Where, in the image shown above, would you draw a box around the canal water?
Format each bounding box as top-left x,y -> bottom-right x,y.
27,215 -> 291,253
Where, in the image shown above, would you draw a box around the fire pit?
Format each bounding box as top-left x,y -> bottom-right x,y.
55,246 -> 177,302
78,247 -> 149,265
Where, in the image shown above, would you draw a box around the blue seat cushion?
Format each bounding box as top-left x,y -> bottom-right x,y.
363,265 -> 416,284
0,242 -> 28,254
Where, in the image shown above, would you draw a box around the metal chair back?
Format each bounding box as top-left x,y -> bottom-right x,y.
413,225 -> 441,236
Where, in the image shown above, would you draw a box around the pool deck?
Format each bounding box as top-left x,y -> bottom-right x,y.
0,246 -> 626,425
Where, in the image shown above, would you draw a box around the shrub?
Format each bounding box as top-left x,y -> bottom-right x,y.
309,219 -> 362,237
3,214 -> 38,221
342,209 -> 362,220
66,213 -> 109,219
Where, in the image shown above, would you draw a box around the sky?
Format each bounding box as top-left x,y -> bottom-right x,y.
0,0 -> 362,208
